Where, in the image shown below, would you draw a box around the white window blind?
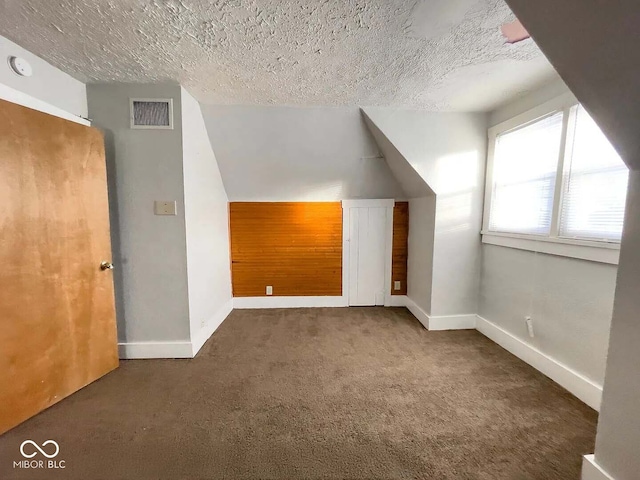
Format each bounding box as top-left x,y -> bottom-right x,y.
559,105 -> 629,241
489,112 -> 564,235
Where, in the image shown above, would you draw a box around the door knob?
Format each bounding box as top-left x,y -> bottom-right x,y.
100,261 -> 114,271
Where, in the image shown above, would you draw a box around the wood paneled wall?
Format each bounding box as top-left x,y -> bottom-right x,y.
230,202 -> 342,297
392,202 -> 409,295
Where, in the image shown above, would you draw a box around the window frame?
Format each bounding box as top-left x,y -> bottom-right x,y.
482,92 -> 622,265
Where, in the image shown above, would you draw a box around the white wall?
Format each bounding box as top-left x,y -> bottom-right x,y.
593,170 -> 640,480
479,81 -> 618,389
361,113 -> 436,315
489,77 -> 569,126
362,108 -> 487,317
87,84 -> 191,345
201,105 -> 406,201
180,87 -> 232,343
0,35 -> 86,118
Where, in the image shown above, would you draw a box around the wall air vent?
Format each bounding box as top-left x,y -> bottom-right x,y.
130,98 -> 173,130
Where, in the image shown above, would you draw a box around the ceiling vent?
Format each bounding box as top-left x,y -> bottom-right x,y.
130,98 -> 173,129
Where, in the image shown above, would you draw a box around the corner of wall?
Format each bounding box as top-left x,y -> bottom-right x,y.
0,35 -> 88,118
581,455 -> 616,480
364,108 -> 486,320
180,86 -> 233,351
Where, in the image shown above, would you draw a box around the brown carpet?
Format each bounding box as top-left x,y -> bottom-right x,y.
0,307 -> 597,479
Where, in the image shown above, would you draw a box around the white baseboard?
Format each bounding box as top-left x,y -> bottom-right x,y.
118,341 -> 193,359
476,315 -> 602,411
405,297 -> 476,331
117,300 -> 603,413
582,455 -> 615,480
404,306 -> 603,410
428,314 -> 477,331
405,297 -> 430,329
233,295 -> 410,309
118,299 -> 234,359
191,298 -> 234,356
388,295 -> 408,307
233,296 -> 348,309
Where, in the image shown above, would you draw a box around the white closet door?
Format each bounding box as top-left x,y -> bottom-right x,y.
348,207 -> 388,306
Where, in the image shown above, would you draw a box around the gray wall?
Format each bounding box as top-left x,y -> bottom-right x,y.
0,34 -> 87,117
594,170 -> 640,480
201,105 -> 406,201
181,88 -> 232,339
87,84 -> 191,343
479,82 -> 618,387
479,246 -> 616,385
407,196 -> 436,315
363,108 -> 487,317
496,5 -> 640,475
505,0 -> 640,171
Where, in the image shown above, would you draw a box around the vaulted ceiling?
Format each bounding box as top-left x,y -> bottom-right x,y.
0,0 -> 557,110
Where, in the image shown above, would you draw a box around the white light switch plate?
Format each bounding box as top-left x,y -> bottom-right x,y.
154,200 -> 177,216
266,286 -> 273,296
394,281 -> 401,291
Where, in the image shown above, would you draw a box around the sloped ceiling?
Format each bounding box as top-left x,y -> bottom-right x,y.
0,0 -> 557,110
504,0 -> 640,170
202,105 -> 406,201
361,111 -> 433,199
361,107 -> 487,197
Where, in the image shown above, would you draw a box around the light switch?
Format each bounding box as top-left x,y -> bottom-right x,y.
394,281 -> 401,291
154,200 -> 177,216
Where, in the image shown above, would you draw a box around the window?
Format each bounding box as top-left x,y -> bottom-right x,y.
483,94 -> 629,263
559,105 -> 628,241
488,112 -> 563,235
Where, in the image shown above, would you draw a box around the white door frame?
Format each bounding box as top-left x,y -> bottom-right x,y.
342,199 -> 395,306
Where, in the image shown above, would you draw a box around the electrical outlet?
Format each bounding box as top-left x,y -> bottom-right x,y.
266,285 -> 273,296
394,281 -> 401,291
154,200 -> 177,216
525,316 -> 535,338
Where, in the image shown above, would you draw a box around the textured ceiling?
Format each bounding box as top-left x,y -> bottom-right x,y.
0,0 -> 558,110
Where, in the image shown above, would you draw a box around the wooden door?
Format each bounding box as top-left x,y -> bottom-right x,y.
0,99 -> 118,434
348,207 -> 390,306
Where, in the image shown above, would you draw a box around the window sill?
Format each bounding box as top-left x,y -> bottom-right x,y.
481,232 -> 620,265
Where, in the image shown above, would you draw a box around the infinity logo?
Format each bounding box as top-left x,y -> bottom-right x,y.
20,440 -> 59,459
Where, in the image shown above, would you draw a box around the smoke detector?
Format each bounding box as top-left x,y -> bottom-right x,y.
8,56 -> 33,77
